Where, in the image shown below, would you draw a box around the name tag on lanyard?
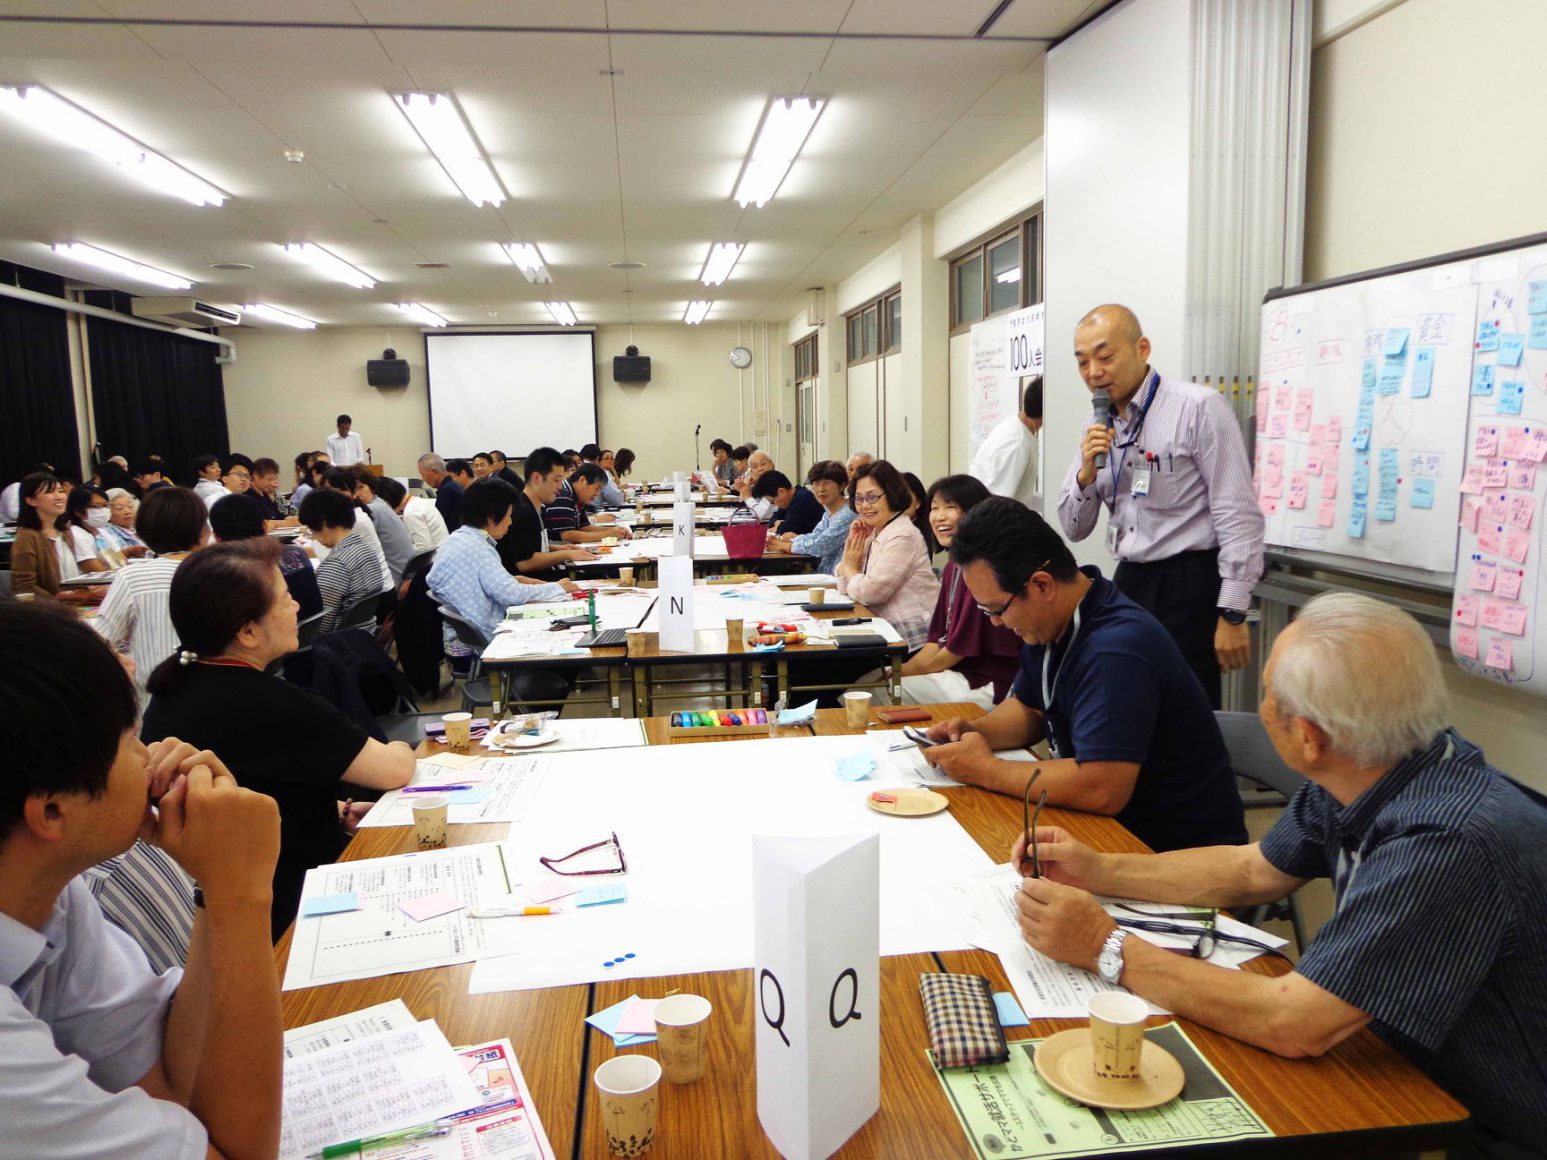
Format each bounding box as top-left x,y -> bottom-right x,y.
1131,467 -> 1151,498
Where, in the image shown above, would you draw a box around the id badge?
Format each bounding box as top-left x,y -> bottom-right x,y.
1105,522 -> 1121,554
1131,467 -> 1152,498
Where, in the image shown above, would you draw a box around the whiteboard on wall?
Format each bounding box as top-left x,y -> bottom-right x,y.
426,331 -> 597,457
967,304 -> 1044,460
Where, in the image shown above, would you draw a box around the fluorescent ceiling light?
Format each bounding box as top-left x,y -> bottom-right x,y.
683,300 -> 712,325
51,242 -> 192,290
699,242 -> 744,287
502,242 -> 552,284
0,84 -> 226,207
284,243 -> 376,289
544,301 -> 577,326
397,302 -> 449,328
995,268 -> 1022,284
245,303 -> 317,330
394,91 -> 505,208
734,96 -> 826,208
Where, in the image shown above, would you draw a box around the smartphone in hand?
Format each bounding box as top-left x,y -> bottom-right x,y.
902,726 -> 940,748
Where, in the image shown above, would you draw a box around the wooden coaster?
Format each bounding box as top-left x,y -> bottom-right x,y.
865,788 -> 949,817
1033,1028 -> 1185,1110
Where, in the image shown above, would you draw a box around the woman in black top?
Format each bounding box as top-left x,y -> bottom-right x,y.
142,539 -> 414,938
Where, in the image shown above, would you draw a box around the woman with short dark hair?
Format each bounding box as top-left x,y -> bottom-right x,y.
142,540 -> 413,938
836,461 -> 940,650
210,493 -> 322,620
10,474 -> 96,602
65,484 -> 113,573
299,488 -> 385,632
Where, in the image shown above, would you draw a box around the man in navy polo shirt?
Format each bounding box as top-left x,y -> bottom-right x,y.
923,497 -> 1246,853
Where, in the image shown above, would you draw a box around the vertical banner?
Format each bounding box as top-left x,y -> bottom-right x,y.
753,833 -> 880,1160
657,555 -> 695,652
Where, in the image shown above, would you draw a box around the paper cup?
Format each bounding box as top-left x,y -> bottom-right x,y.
594,1055 -> 661,1156
1088,991 -> 1148,1080
619,565 -> 635,586
807,586 -> 825,606
843,690 -> 872,729
411,795 -> 449,849
442,712 -> 473,754
626,629 -> 649,658
653,994 -> 712,1084
725,618 -> 744,653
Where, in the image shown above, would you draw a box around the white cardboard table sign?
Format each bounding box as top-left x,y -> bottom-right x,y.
753,832 -> 880,1160
672,501 -> 696,558
657,555 -> 695,653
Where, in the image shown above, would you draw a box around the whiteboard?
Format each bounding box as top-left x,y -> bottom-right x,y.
426,331 -> 597,457
966,304 -> 1044,459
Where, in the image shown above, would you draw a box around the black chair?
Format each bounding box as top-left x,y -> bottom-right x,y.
270,611 -> 325,678
374,659 -> 445,746
437,604 -> 496,714
334,588 -> 386,632
1215,710 -> 1311,951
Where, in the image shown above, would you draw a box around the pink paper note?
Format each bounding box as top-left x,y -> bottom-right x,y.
1460,497 -> 1483,533
1454,629 -> 1480,660
1260,476 -> 1283,500
1470,559 -> 1498,592
1508,493 -> 1535,531
1316,501 -> 1336,528
1503,528 -> 1531,564
525,882 -> 582,905
1321,473 -> 1339,500
398,892 -> 466,923
1482,460 -> 1510,490
1454,596 -> 1479,627
1306,453 -> 1324,476
1482,494 -> 1510,524
1485,637 -> 1514,672
1259,496 -> 1278,518
1266,446 -> 1286,471
1508,461 -> 1537,490
1479,599 -> 1504,631
1530,429 -> 1547,462
1269,415 -> 1288,439
1288,472 -> 1308,509
1327,417 -> 1343,443
1474,426 -> 1500,457
1501,603 -> 1529,637
1478,523 -> 1503,554
1459,465 -> 1487,495
1497,567 -> 1525,601
1274,386 -> 1292,411
1310,424 -> 1327,446
614,997 -> 660,1036
1502,427 -> 1530,458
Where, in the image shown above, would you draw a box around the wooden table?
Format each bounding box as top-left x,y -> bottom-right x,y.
279,704 -> 1468,1160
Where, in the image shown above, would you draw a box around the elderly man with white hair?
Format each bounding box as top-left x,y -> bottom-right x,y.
735,449 -> 778,517
1012,592 -> 1547,1157
845,451 -> 874,482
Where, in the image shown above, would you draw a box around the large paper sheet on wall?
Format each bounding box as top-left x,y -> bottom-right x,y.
968,305 -> 1044,459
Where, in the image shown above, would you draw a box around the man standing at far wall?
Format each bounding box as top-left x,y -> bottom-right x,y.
1056,305 -> 1263,708
326,414 -> 364,466
970,375 -> 1043,506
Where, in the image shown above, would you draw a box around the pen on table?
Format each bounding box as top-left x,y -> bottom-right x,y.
401,783 -> 476,794
311,1122 -> 454,1158
469,905 -> 564,918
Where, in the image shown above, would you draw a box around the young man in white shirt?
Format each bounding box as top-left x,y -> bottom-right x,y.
325,414 -> 365,466
969,376 -> 1042,506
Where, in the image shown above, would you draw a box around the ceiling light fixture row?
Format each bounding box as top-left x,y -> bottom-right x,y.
243,303 -> 317,329
733,96 -> 826,209
393,91 -> 505,208
699,242 -> 744,286
683,300 -> 712,325
0,84 -> 228,207
283,242 -> 376,289
544,301 -> 577,326
502,242 -> 552,284
397,302 -> 449,328
50,242 -> 192,290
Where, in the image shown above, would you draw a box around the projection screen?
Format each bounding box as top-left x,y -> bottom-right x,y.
425,331 -> 598,458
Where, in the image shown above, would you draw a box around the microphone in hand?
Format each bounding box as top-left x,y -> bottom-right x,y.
1090,390 -> 1112,469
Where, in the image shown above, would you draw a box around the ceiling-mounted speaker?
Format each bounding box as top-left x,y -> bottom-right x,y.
806,288 -> 826,328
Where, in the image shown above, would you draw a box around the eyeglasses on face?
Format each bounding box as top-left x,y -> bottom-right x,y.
976,560 -> 1050,619
539,831 -> 627,876
853,491 -> 886,507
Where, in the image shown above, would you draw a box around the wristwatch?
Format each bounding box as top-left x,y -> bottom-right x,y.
1097,928 -> 1130,984
1217,606 -> 1247,626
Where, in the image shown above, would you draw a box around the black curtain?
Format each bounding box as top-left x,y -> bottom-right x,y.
0,262 -> 80,486
84,290 -> 229,485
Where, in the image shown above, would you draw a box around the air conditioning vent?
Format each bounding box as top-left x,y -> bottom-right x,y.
129,297 -> 242,327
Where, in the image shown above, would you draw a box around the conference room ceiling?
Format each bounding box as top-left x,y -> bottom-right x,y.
0,1 -> 1099,329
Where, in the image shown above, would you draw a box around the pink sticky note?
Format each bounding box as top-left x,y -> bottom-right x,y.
398,892 -> 466,923
1459,465 -> 1487,494
1269,414 -> 1288,439
1478,523 -> 1503,554
1454,595 -> 1479,626
1455,629 -> 1480,660
1485,637 -> 1514,672
1503,528 -> 1531,564
1460,497 -> 1483,533
1508,494 -> 1536,531
1470,559 -> 1498,592
1267,446 -> 1286,471
1306,453 -> 1324,476
614,997 -> 660,1036
1327,417 -> 1343,443
1321,473 -> 1339,500
525,882 -> 582,905
1483,494 -> 1510,524
1497,567 -> 1525,601
1262,462 -> 1283,489
1288,472 -> 1308,509
1274,386 -> 1292,411
1475,426 -> 1500,457
1479,598 -> 1504,631
1529,429 -> 1547,462
1483,460 -> 1510,490
1310,423 -> 1327,446
1316,501 -> 1336,528
1259,496 -> 1278,518
1508,461 -> 1537,490
1501,603 -> 1529,636
1502,427 -> 1530,458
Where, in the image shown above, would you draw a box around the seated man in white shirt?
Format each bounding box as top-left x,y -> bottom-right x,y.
325,414 -> 364,466
968,375 -> 1042,506
395,480 -> 449,554
0,600 -> 282,1160
189,454 -> 225,502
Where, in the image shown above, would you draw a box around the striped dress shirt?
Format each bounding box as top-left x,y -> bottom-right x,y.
92,557 -> 183,702
1259,729 -> 1547,1151
1055,372 -> 1264,611
315,527 -> 385,632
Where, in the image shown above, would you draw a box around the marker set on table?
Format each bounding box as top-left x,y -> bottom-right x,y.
671,709 -> 768,727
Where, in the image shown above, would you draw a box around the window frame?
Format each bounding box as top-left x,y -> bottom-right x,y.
844,285 -> 902,367
793,332 -> 818,384
949,211 -> 1042,336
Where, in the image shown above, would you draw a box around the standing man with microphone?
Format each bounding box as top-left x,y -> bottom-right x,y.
1056,304 -> 1263,708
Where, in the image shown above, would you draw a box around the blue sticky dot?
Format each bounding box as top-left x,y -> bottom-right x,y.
624,952 -> 636,959
603,960 -> 615,968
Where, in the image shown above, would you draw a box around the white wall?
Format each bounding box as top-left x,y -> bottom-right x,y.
934,138 -> 1046,260
1305,0 -> 1547,785
836,246 -> 901,314
220,321 -> 771,481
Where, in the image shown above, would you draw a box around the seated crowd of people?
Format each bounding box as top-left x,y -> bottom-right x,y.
1,427 -> 1543,1160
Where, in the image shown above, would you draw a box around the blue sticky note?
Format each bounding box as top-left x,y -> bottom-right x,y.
1351,422 -> 1371,452
751,642 -> 785,653
1411,479 -> 1436,509
1352,458 -> 1371,498
834,752 -> 876,782
1346,503 -> 1367,539
1410,348 -> 1435,398
1377,356 -> 1405,395
577,884 -> 628,907
993,992 -> 1029,1028
1499,333 -> 1525,367
1383,327 -> 1410,357
1498,380 -> 1525,415
302,893 -> 359,917
1375,495 -> 1397,522
586,997 -> 657,1046
1360,358 -> 1377,391
777,699 -> 818,724
1472,364 -> 1495,396
1530,317 -> 1547,349
446,790 -> 486,805
1476,319 -> 1500,352
1529,280 -> 1547,315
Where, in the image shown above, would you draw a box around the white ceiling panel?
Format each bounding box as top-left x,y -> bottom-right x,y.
131,25 -> 396,65
606,0 -> 848,34
354,0 -> 609,28
94,0 -> 366,21
987,0 -> 1108,39
374,29 -> 611,70
607,32 -> 831,74
0,23 -> 162,60
817,36 -> 1043,78
837,0 -> 996,37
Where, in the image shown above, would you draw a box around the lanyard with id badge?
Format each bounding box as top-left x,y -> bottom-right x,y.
1103,372 -> 1161,555
1040,605 -> 1083,760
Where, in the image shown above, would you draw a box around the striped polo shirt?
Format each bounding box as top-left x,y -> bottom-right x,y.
91,557 -> 183,703
1260,729 -> 1547,1151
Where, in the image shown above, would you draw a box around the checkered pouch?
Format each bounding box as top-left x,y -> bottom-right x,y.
918,972 -> 1010,1069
